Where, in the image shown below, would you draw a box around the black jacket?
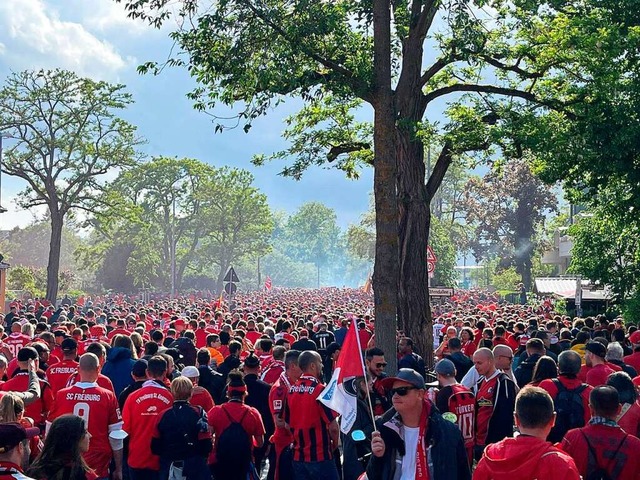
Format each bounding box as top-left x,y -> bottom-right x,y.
244,373 -> 274,437
365,403 -> 471,480
446,352 -> 473,382
198,365 -> 225,404
514,353 -> 543,387
475,372 -> 517,445
398,352 -> 427,380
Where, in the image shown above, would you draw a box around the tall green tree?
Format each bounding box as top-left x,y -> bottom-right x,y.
284,202 -> 341,287
462,159 -> 557,289
121,0 -> 593,364
0,69 -> 141,301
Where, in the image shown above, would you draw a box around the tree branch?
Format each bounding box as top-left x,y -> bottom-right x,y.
239,0 -> 372,103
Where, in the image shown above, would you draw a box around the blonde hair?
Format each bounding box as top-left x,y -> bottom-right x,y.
170,376 -> 193,401
21,323 -> 35,337
0,393 -> 24,423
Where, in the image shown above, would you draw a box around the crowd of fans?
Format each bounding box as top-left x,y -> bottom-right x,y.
0,288 -> 638,479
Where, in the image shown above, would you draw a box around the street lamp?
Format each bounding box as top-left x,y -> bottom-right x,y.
170,188 -> 177,300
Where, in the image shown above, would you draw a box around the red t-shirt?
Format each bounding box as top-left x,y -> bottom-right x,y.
49,382 -> 122,478
561,424 -> 640,479
122,381 -> 174,470
617,400 -> 640,438
269,374 -> 293,448
46,360 -> 79,394
107,328 -> 130,340
1,371 -> 54,426
623,352 -> 640,373
207,401 -> 265,464
245,331 -> 261,346
586,363 -> 616,387
190,387 -> 215,413
474,371 -> 501,446
285,374 -> 337,462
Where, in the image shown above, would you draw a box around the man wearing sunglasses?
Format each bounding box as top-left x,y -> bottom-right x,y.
365,348 -> 391,416
365,369 -> 471,480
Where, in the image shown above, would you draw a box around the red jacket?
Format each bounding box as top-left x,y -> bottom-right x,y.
475,435 -> 580,480
561,423 -> 640,480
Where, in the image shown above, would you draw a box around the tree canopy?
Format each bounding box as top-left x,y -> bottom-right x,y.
0,69 -> 141,301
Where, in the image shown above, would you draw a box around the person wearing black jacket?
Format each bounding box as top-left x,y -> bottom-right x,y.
514,338 -> 545,388
151,376 -> 212,480
291,330 -> 317,352
243,353 -> 274,477
195,349 -> 226,404
398,337 -> 427,380
444,338 -> 473,382
366,369 -> 471,480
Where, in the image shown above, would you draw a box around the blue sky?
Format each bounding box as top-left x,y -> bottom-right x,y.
0,0 -> 374,230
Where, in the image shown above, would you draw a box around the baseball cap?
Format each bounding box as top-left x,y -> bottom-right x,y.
629,331 -> 640,345
0,423 -> 39,453
132,359 -> 148,377
380,368 -> 426,391
585,341 -> 607,358
61,338 -> 78,352
181,366 -> 200,378
434,359 -> 456,377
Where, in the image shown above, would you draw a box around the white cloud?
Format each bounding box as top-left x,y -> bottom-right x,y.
77,0 -> 151,36
0,197 -> 47,230
0,0 -> 133,80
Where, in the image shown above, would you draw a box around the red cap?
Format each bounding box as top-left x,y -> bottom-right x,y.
633,376 -> 640,388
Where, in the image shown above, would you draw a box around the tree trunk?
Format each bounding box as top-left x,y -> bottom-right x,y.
372,0 -> 399,374
396,127 -> 433,368
46,213 -> 64,303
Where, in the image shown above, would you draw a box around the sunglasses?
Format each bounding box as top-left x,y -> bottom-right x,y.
391,386 -> 418,396
375,362 -> 388,368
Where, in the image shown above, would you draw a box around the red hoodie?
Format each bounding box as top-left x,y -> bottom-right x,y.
474,435 -> 580,480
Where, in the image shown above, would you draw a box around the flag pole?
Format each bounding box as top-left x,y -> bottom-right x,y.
352,320 -> 378,429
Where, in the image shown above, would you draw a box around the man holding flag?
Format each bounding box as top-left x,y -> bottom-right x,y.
286,350 -> 340,479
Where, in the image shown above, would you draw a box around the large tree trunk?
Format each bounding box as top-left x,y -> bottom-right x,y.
396,127 -> 433,368
46,213 -> 64,303
372,0 -> 399,373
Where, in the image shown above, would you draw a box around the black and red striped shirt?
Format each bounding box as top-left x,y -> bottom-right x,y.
286,374 -> 336,462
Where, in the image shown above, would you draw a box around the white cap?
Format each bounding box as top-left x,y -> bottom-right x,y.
182,366 -> 200,378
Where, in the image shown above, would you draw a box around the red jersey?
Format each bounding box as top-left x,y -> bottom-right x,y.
561,424 -> 640,480
5,333 -> 31,358
269,373 -> 293,447
65,371 -> 114,392
207,401 -> 265,464
49,382 -> 123,478
245,330 -> 261,346
260,360 -> 285,385
447,384 -> 475,456
190,387 -> 215,413
285,374 -> 337,462
122,380 -> 174,470
46,360 -> 79,394
474,371 -> 501,446
1,371 -> 54,427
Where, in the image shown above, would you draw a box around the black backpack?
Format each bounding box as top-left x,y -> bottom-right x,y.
547,379 -> 587,442
216,405 -> 252,472
582,432 -> 627,480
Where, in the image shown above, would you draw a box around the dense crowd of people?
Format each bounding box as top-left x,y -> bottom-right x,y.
0,288 -> 639,479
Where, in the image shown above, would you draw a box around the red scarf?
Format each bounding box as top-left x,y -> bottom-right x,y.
414,400 -> 431,480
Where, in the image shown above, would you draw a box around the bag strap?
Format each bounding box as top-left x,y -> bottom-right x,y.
581,430 -> 628,471
221,404 -> 249,424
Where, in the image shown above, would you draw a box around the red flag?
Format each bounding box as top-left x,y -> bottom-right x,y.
265,276 -> 272,291
319,321 -> 366,432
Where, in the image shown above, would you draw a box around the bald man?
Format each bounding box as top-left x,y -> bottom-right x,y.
472,348 -> 517,460
48,353 -> 125,480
